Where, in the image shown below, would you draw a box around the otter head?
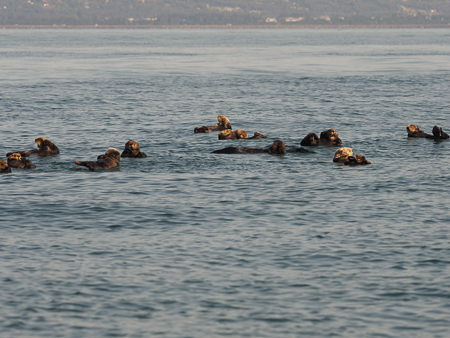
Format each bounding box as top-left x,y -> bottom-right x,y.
105,148 -> 121,162
35,137 -> 48,147
234,129 -> 248,139
217,115 -> 231,130
300,132 -> 320,146
406,124 -> 423,136
8,153 -> 22,161
333,147 -> 353,163
218,129 -> 233,140
320,129 -> 339,141
406,125 -> 420,134
124,140 -> 140,152
268,140 -> 286,155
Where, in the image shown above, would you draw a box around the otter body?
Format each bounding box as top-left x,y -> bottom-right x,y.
407,125 -> 449,139
218,130 -> 268,140
212,140 -> 286,155
121,140 -> 147,158
300,129 -> 342,147
194,115 -> 232,133
7,153 -> 36,169
333,147 -> 370,165
0,160 -> 12,173
6,137 -> 60,157
74,148 -> 121,171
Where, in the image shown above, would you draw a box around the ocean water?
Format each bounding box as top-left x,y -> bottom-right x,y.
1,28 -> 450,337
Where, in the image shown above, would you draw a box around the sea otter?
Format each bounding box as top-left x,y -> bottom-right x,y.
406,125 -> 431,138
7,153 -> 36,169
333,147 -> 353,163
0,160 -> 11,173
194,115 -> 232,133
333,147 -> 370,165
300,129 -> 342,147
406,125 -> 449,139
74,148 -> 121,171
121,140 -> 147,158
218,129 -> 269,140
6,137 -> 60,157
212,140 -> 286,154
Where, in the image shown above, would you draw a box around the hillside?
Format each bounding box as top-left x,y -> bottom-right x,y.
1,0 -> 450,26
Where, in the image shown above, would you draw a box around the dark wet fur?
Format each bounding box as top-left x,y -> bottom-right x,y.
7,155 -> 36,169
300,129 -> 342,147
74,149 -> 121,171
0,160 -> 12,173
343,154 -> 371,166
286,147 -> 313,153
121,141 -> 147,158
212,140 -> 286,155
6,137 -> 60,157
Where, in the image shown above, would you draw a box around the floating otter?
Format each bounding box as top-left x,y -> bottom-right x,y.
300,129 -> 342,147
194,115 -> 232,133
121,140 -> 147,158
218,129 -> 268,140
74,148 -> 121,171
7,153 -> 36,169
0,160 -> 11,173
212,140 -> 286,154
333,148 -> 371,165
406,125 -> 449,139
333,147 -> 353,163
6,137 -> 60,157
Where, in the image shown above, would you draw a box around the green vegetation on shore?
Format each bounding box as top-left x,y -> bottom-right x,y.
1,0 -> 450,26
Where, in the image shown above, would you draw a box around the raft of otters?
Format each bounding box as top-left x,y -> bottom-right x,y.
2,117 -> 449,173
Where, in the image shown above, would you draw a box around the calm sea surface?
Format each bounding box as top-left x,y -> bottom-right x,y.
1,28 -> 450,337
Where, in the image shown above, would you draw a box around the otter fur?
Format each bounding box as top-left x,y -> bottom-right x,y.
300,129 -> 342,147
121,140 -> 147,158
407,125 -> 449,139
7,153 -> 36,169
0,160 -> 12,173
6,137 -> 60,157
194,115 -> 232,133
344,154 -> 371,166
74,148 -> 121,171
333,147 -> 353,163
218,130 -> 268,140
212,140 -> 286,155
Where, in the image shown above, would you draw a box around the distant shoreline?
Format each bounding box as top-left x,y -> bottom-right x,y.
2,24 -> 450,29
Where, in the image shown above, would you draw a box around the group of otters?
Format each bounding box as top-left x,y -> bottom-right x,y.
1,116 -> 449,173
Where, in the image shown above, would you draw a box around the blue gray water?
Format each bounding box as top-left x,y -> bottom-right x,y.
1,28 -> 450,337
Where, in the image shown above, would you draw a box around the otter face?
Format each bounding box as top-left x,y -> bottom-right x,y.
268,140 -> 286,155
8,153 -> 22,161
333,147 -> 353,163
35,137 -> 48,147
217,115 -> 232,129
124,140 -> 139,151
320,129 -> 339,141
